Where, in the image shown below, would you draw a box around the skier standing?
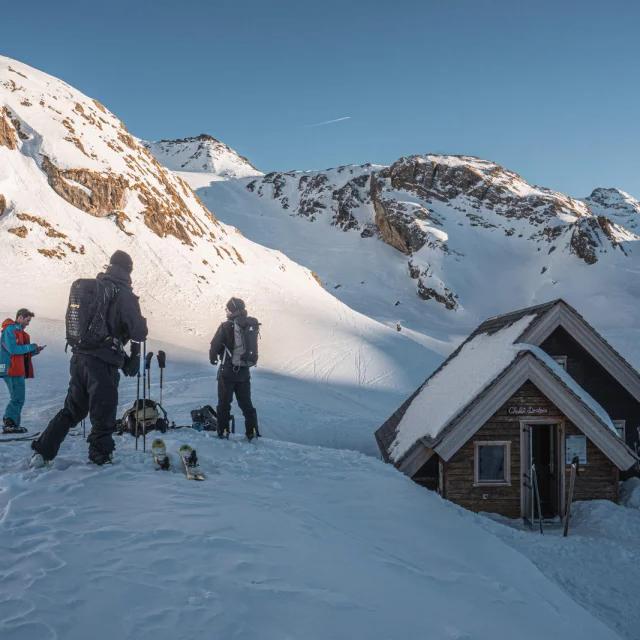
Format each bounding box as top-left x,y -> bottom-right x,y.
31,250 -> 148,466
0,309 -> 45,433
209,297 -> 260,440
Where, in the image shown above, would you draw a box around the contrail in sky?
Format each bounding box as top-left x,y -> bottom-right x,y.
308,116 -> 352,128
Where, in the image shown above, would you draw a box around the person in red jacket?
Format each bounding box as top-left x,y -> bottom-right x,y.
0,309 -> 45,433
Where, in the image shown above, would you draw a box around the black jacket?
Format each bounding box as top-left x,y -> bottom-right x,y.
75,265 -> 148,366
209,310 -> 251,381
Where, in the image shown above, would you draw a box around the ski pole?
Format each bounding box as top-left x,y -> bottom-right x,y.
157,350 -> 166,405
135,343 -> 141,451
142,340 -> 147,452
145,351 -> 154,396
82,418 -> 86,439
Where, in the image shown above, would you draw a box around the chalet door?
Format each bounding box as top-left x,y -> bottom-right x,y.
521,425 -> 533,525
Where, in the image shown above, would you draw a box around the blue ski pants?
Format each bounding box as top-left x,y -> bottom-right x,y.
3,376 -> 26,426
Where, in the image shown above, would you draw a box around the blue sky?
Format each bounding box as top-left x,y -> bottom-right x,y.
2,0 -> 639,197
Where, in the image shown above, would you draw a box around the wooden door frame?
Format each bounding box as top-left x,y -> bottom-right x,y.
520,419 -> 566,520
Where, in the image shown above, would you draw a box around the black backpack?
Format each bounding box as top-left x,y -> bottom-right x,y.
190,405 -> 218,431
65,278 -> 118,350
230,317 -> 261,368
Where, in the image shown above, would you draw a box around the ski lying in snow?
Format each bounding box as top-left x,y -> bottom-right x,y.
151,438 -> 170,471
1,431 -> 41,443
178,444 -> 205,480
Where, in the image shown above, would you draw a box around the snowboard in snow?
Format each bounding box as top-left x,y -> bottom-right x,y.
152,438 -> 170,471
178,444 -> 205,481
1,431 -> 41,443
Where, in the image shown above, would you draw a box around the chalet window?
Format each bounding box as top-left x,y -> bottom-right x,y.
474,441 -> 511,486
612,420 -> 626,440
552,355 -> 568,371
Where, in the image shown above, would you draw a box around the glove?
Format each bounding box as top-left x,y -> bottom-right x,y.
130,341 -> 141,357
122,352 -> 140,377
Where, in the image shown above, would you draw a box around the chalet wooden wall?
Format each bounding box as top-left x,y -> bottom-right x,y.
565,421 -> 619,503
541,326 -> 640,452
444,381 -> 619,518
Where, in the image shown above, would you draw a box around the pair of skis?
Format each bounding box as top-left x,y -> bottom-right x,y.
151,439 -> 204,480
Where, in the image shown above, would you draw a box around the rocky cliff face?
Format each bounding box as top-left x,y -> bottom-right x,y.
0,56 -> 235,259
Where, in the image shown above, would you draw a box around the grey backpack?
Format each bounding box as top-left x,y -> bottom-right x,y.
230,317 -> 260,367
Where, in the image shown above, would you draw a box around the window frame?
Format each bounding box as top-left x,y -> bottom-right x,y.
612,420 -> 626,441
473,440 -> 511,487
552,355 -> 568,371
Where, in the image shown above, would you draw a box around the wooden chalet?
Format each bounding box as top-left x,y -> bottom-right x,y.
375,299 -> 640,523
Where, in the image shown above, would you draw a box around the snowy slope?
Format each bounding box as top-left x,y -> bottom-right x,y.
0,347 -> 628,640
141,135 -> 261,180
159,157 -> 640,369
0,55 -> 442,429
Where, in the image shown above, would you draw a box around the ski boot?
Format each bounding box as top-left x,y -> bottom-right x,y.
29,452 -> 46,469
217,426 -> 229,440
3,418 -> 27,434
88,445 -> 114,466
245,428 -> 259,442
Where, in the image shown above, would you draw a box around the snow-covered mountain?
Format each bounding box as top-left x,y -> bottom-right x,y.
583,187 -> 640,230
157,151 -> 640,366
0,55 -> 440,426
142,134 -> 261,180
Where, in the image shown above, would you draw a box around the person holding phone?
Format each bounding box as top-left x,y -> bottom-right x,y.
0,308 -> 44,433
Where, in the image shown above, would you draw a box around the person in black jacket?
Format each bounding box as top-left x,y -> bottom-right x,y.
209,297 -> 259,440
31,250 -> 148,466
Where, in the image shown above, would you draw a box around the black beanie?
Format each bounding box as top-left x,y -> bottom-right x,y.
110,250 -> 133,274
227,297 -> 246,312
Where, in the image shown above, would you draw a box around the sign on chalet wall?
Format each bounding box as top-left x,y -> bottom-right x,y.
507,406 -> 549,416
566,435 -> 587,464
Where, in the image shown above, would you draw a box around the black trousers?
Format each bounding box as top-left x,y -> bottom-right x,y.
217,376 -> 258,435
34,353 -> 120,460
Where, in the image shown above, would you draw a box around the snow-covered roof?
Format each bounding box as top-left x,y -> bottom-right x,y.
388,315 -> 536,462
378,299 -> 640,470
